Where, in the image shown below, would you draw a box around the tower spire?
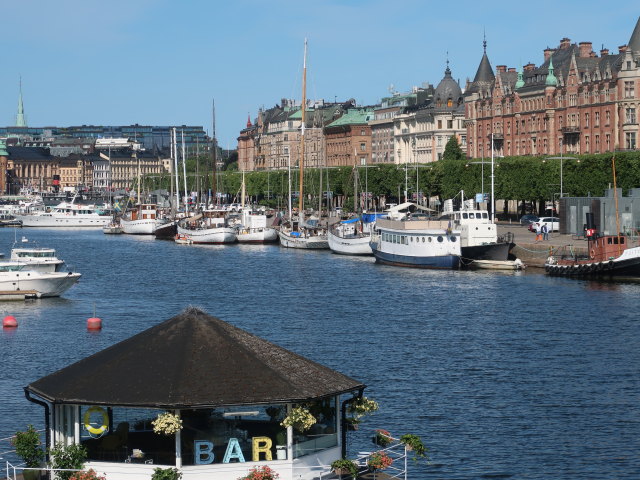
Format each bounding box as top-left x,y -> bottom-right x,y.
16,77 -> 27,127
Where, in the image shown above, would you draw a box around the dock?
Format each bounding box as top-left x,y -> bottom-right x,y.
0,290 -> 39,301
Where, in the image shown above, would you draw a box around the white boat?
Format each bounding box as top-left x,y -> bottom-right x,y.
13,194 -> 111,228
440,195 -> 512,263
234,210 -> 278,243
177,211 -> 237,244
174,233 -> 193,245
468,259 -> 525,270
370,204 -> 461,269
120,204 -> 161,235
328,213 -> 385,255
0,262 -> 81,297
102,221 -> 123,235
10,245 -> 66,272
278,216 -> 329,249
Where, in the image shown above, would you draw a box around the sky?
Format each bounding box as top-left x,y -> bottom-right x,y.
1,1 -> 637,149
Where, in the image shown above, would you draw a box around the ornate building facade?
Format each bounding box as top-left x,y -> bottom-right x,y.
465,18 -> 640,159
324,108 -> 374,167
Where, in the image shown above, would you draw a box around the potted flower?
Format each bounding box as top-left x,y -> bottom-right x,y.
280,406 -> 316,432
399,433 -> 428,460
11,425 -> 44,480
331,458 -> 358,478
152,412 -> 182,436
347,396 -> 378,420
69,470 -> 106,480
238,465 -> 279,480
151,467 -> 182,480
372,429 -> 392,447
367,451 -> 393,471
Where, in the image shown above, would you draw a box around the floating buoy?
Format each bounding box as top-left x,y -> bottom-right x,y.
87,317 -> 102,330
3,315 -> 18,328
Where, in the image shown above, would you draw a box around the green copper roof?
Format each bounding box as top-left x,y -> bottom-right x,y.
545,57 -> 558,87
515,68 -> 525,89
326,108 -> 374,127
288,107 -> 314,120
0,140 -> 8,156
16,79 -> 27,128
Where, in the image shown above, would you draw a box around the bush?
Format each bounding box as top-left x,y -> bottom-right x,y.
331,458 -> 358,477
399,433 -> 428,460
151,467 -> 182,480
48,443 -> 87,480
12,425 -> 44,468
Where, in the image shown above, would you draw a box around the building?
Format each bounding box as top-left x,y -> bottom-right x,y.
394,64 -> 467,164
4,146 -> 58,194
57,154 -> 94,191
98,148 -> 165,191
369,85 -> 433,165
465,17 -> 640,158
324,108 -> 374,167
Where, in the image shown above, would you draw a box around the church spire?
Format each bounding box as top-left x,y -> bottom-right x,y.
628,16 -> 640,54
16,78 -> 27,127
545,57 -> 558,87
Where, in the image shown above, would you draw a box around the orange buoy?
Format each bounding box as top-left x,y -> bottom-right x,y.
86,317 -> 102,330
3,315 -> 18,328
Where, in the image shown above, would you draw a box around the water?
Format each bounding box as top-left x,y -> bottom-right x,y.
1,228 -> 639,479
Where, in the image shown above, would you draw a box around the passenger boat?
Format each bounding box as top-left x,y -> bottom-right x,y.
13,194 -> 111,228
369,206 -> 461,269
9,245 -> 66,272
440,194 -> 513,263
0,261 -> 81,297
177,211 -> 237,244
120,204 -> 162,235
328,213 -> 385,255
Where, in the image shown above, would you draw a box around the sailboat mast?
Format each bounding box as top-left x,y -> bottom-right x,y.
613,155 -> 621,255
241,169 -> 246,209
298,39 -> 307,214
136,151 -> 140,204
211,99 -> 218,207
173,128 -> 179,209
182,129 -> 188,212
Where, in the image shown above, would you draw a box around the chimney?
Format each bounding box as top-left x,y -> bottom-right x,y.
544,48 -> 555,61
579,42 -> 593,57
600,47 -> 609,56
496,65 -> 507,73
619,44 -> 628,54
524,62 -> 536,71
559,37 -> 571,49
508,67 -> 516,73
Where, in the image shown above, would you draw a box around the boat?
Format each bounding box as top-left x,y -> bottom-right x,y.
0,214 -> 22,227
277,39 -> 329,250
369,203 -> 461,269
468,259 -> 525,270
120,204 -> 163,235
154,219 -> 178,240
440,194 -> 513,264
174,233 -> 193,245
234,210 -> 278,243
9,244 -> 66,272
12,193 -> 111,228
328,213 -> 384,255
177,211 -> 237,244
0,261 -> 81,297
102,221 -> 123,235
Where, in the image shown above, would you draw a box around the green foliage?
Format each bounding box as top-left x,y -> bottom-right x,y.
12,425 -> 44,468
331,458 -> 359,477
442,135 -> 465,160
151,467 -> 182,480
399,433 -> 428,460
48,442 -> 88,480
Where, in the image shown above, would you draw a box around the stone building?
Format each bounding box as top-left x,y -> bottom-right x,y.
58,155 -> 94,191
4,146 -> 58,194
465,17 -> 640,159
393,64 -> 467,164
324,108 -> 374,167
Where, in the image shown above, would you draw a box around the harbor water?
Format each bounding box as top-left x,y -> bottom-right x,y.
0,228 -> 639,479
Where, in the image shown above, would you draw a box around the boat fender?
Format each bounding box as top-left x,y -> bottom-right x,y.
609,260 -> 614,270
590,264 -> 597,273
590,249 -> 596,260
83,406 -> 109,436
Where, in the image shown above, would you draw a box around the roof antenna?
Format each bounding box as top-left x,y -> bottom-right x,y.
483,29 -> 487,53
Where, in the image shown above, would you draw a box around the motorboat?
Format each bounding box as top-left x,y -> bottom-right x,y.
177,211 -> 237,244
174,233 -> 193,245
0,261 -> 81,297
233,210 -> 278,244
13,194 -> 112,228
328,213 -> 386,255
369,203 -> 461,269
103,221 -> 123,235
9,245 -> 66,273
0,214 -> 22,227
120,204 -> 162,235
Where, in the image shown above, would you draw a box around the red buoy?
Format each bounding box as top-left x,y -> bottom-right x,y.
87,317 -> 102,330
3,315 -> 18,328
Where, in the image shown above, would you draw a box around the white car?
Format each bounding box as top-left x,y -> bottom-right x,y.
533,217 -> 560,232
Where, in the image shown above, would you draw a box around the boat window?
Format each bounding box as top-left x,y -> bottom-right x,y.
462,213 -> 468,219
482,212 -> 488,218
428,237 -> 432,242
410,236 -> 413,242
421,237 -> 425,242
621,237 -> 626,245
451,236 -> 457,242
437,236 -> 443,242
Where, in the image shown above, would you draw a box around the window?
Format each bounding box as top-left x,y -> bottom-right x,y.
595,111 -> 600,127
625,81 -> 635,98
626,107 -> 636,124
447,120 -> 453,129
626,132 -> 637,150
585,113 -> 589,128
360,143 -> 366,151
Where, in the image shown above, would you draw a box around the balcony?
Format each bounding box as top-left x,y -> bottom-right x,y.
561,126 -> 581,134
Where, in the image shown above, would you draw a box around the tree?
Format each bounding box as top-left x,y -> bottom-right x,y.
442,135 -> 465,161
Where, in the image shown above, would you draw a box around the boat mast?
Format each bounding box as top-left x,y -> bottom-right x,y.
182,129 -> 188,213
287,152 -> 292,220
211,99 -> 218,207
613,155 -> 622,255
241,169 -> 246,209
136,150 -> 140,205
298,39 -> 307,216
173,128 -> 179,209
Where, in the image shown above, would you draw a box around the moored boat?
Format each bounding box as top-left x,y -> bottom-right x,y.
278,215 -> 329,249
0,261 -> 81,297
13,193 -> 111,228
9,244 -> 66,272
234,210 -> 278,243
120,204 -> 162,235
102,221 -> 122,235
174,233 -> 193,245
177,211 -> 237,244
328,212 -> 384,255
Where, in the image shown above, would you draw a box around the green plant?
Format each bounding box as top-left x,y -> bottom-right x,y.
367,451 -> 393,471
331,458 -> 358,477
238,465 -> 279,480
347,396 -> 378,420
372,429 -> 392,447
399,433 -> 428,460
69,469 -> 106,480
151,467 -> 182,480
12,425 -> 44,468
48,442 -> 88,480
280,406 -> 316,432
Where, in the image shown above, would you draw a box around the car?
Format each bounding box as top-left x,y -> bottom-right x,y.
532,216 -> 560,232
520,214 -> 539,226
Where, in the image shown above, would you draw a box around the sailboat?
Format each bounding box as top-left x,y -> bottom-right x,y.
120,152 -> 164,235
235,170 -> 278,243
278,39 -> 329,249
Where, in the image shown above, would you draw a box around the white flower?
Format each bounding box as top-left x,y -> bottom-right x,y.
152,412 -> 183,435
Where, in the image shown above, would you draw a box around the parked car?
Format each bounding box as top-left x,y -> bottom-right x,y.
520,214 -> 539,226
532,217 -> 560,232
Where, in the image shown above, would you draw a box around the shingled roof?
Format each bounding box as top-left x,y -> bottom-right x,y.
26,308 -> 364,408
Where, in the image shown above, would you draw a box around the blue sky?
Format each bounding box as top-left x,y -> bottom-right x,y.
1,1 -> 637,149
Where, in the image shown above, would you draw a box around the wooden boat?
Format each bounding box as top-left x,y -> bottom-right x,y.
174,233 -> 193,245
468,259 -> 525,270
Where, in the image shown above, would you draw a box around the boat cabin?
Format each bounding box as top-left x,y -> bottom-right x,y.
24,308 -> 365,480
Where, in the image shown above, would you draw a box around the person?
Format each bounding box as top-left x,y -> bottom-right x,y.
542,223 -> 549,241
535,223 -> 542,242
